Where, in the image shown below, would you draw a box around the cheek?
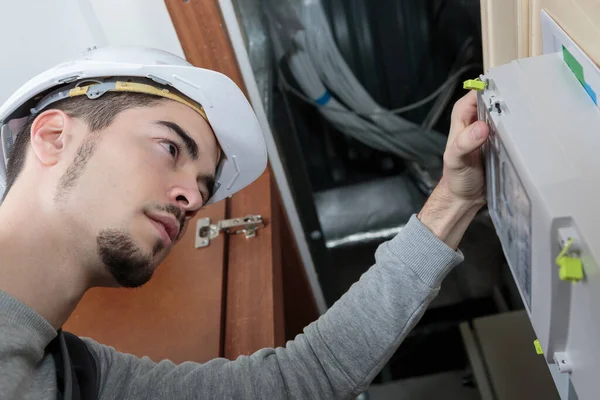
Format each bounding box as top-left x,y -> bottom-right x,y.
64,146 -> 153,223
102,143 -> 168,196
68,139 -> 175,216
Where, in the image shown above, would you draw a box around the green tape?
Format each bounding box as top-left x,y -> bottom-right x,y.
563,45 -> 585,84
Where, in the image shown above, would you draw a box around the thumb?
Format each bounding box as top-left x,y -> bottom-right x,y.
445,121 -> 489,169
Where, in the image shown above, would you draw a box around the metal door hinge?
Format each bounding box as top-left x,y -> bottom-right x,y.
195,215 -> 264,248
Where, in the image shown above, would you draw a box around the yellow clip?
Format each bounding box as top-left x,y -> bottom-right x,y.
463,78 -> 486,91
556,238 -> 584,282
534,339 -> 543,355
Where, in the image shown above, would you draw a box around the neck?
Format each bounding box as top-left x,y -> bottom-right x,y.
0,195 -> 91,330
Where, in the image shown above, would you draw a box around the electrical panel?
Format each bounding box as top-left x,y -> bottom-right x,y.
476,11 -> 600,400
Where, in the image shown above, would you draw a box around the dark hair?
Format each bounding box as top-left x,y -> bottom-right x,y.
3,92 -> 162,198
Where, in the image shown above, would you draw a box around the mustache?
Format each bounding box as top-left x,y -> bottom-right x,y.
154,203 -> 185,233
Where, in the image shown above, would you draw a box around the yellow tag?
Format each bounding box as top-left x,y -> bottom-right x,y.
556,238 -> 584,282
558,257 -> 584,281
463,78 -> 486,91
534,339 -> 543,355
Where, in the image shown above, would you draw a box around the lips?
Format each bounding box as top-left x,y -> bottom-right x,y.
146,213 -> 180,246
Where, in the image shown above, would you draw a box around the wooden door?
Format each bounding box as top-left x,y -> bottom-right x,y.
65,0 -> 284,364
480,0 -> 530,70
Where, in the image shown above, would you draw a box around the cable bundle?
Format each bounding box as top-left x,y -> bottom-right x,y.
267,0 -> 477,170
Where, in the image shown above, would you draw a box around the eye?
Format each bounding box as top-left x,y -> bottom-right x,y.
160,141 -> 179,159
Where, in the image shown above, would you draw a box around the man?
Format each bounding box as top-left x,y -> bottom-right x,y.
0,46 -> 489,399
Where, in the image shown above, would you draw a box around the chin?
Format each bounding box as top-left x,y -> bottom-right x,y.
97,229 -> 162,288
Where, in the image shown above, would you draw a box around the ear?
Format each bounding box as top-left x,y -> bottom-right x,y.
30,110 -> 70,167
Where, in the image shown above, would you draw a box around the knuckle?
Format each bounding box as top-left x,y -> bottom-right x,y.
443,150 -> 457,169
453,134 -> 466,153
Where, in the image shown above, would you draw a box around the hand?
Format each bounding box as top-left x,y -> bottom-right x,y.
418,91 -> 490,249
441,90 -> 489,203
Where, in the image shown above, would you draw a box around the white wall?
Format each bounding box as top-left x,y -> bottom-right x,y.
0,0 -> 184,104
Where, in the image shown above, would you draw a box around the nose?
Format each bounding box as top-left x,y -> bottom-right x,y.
169,184 -> 204,220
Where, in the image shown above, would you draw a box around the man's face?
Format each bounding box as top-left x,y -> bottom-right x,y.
54,100 -> 219,288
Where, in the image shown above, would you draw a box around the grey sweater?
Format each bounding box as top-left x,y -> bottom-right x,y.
0,215 -> 463,399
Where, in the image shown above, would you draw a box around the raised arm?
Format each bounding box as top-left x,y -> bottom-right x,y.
85,91 -> 490,400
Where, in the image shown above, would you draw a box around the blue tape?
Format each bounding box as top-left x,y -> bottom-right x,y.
583,82 -> 598,105
315,91 -> 331,106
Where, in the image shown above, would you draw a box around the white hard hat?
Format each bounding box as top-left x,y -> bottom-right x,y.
0,46 -> 268,204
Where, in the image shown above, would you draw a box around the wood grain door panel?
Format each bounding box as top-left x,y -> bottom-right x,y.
225,169 -> 285,358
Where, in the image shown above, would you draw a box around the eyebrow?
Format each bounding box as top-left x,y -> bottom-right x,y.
155,120 -> 199,160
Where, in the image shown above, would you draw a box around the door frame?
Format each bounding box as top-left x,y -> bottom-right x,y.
165,0 -> 290,357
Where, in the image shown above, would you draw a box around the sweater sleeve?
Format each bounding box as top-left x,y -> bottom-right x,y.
85,215 -> 464,400
0,290 -> 57,399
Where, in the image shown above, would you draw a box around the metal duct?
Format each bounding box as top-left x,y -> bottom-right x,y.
314,174 -> 425,248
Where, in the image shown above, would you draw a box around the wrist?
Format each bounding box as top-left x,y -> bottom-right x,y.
417,182 -> 485,250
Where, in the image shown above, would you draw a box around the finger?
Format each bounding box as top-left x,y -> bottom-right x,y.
451,91 -> 477,125
449,91 -> 478,143
444,121 -> 489,170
